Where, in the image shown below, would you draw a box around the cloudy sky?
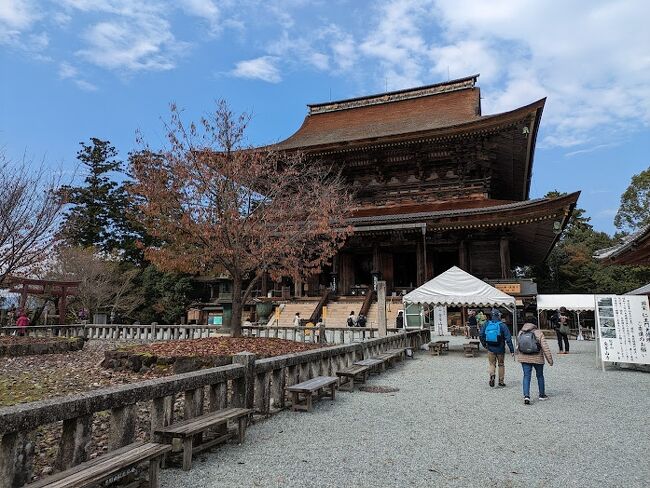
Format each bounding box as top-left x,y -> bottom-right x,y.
1,0 -> 649,233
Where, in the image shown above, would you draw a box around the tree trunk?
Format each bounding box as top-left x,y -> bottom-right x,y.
231,276 -> 243,337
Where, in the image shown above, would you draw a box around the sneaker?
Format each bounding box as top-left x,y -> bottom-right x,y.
539,395 -> 549,401
498,382 -> 506,387
524,397 -> 530,405
489,375 -> 495,387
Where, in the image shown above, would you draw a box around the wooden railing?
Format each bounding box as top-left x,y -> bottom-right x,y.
0,329 -> 430,487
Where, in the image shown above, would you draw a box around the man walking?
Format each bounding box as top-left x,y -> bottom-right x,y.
479,309 -> 515,387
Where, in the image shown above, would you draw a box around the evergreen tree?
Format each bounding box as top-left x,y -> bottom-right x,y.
60,139 -> 148,262
60,138 -> 122,250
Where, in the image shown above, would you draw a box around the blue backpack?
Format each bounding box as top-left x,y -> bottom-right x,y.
484,320 -> 502,345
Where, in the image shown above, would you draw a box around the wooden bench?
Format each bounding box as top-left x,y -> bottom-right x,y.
287,376 -> 338,412
27,442 -> 171,488
469,340 -> 481,351
429,342 -> 443,356
463,342 -> 479,357
434,340 -> 450,353
336,364 -> 370,391
155,407 -> 251,471
376,349 -> 405,368
353,358 -> 384,375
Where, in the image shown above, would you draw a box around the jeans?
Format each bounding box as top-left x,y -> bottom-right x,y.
556,330 -> 569,352
521,362 -> 545,398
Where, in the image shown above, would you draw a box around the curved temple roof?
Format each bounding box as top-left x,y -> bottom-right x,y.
271,74 -> 545,201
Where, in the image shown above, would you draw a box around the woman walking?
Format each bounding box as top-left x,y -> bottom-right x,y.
516,318 -> 553,405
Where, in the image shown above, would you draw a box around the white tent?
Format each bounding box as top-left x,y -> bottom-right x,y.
403,266 -> 515,307
536,294 -> 595,311
403,266 -> 517,337
536,294 -> 595,340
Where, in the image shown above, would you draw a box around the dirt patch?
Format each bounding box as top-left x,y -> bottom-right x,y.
359,386 -> 400,393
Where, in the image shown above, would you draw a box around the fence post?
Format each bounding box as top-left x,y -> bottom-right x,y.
232,352 -> 256,409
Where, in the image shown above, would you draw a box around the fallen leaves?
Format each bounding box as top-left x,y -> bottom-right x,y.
127,337 -> 322,359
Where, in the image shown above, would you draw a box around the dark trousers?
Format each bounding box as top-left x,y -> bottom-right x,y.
556,330 -> 569,352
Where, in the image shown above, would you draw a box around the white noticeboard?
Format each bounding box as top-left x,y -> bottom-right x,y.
432,306 -> 448,336
595,294 -> 650,370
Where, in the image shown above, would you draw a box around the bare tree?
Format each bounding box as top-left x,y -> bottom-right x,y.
130,101 -> 352,336
48,246 -> 143,321
0,151 -> 64,286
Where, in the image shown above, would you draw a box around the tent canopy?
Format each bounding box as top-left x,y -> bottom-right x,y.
536,294 -> 595,312
403,266 -> 515,307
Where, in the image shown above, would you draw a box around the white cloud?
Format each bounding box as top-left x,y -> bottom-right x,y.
231,56 -> 281,83
58,61 -> 98,90
428,0 -> 650,147
0,0 -> 39,44
77,17 -> 186,72
179,0 -> 220,34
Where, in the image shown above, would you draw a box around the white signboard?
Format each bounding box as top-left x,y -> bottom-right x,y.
595,295 -> 650,367
433,306 -> 448,336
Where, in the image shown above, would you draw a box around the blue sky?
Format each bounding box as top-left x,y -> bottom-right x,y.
1,0 -> 649,234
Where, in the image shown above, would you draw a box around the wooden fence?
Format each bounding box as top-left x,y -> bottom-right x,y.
0,329 -> 430,487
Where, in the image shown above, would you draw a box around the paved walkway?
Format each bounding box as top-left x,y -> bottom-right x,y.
161,339 -> 650,488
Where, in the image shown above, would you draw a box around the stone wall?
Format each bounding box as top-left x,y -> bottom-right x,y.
0,337 -> 84,358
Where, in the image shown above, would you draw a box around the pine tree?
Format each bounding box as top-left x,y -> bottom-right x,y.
60,138 -> 122,251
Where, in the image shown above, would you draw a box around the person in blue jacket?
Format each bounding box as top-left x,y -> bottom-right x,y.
479,309 -> 515,387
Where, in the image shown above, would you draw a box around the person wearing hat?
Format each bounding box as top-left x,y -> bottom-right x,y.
479,308 -> 515,387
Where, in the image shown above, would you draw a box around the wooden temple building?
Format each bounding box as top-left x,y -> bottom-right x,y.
272,75 -> 580,298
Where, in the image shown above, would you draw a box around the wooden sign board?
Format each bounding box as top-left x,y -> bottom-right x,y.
494,283 -> 521,294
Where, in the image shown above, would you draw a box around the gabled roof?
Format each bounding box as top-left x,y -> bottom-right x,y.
627,283 -> 650,295
595,225 -> 650,265
403,266 -> 515,307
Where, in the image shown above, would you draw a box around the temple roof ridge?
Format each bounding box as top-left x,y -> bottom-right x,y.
308,74 -> 480,115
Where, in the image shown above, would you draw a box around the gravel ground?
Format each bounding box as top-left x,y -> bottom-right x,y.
161,338 -> 650,488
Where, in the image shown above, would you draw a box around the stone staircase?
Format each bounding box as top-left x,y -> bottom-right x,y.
367,297 -> 404,329
323,299 -> 365,328
273,301 -> 320,327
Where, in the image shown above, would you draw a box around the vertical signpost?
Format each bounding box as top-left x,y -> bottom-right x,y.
594,294 -> 650,371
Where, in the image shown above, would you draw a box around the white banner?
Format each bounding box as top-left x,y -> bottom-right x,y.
433,306 -> 448,336
595,295 -> 650,365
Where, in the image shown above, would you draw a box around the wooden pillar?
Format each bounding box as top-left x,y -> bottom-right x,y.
294,277 -> 302,298
500,237 -> 512,278
416,241 -> 425,286
459,240 -> 468,271
377,281 -> 387,337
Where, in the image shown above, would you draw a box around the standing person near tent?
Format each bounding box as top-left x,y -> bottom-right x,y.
516,317 -> 553,405
468,310 -> 479,339
479,309 -> 515,387
476,309 -> 487,329
554,307 -> 570,354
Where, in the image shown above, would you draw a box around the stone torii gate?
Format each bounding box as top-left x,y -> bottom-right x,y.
4,277 -> 80,324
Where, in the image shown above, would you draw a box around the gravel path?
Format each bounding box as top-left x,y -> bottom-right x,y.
161,339 -> 650,488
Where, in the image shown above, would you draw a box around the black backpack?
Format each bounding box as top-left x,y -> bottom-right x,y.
518,328 -> 541,354
347,316 -> 355,327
